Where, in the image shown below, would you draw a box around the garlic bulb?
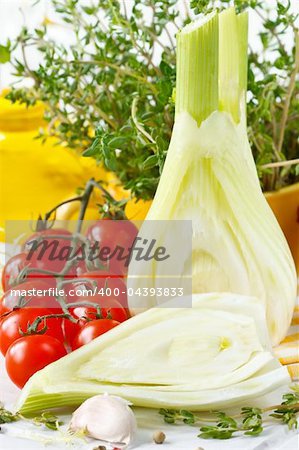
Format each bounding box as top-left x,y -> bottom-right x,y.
69,394 -> 136,448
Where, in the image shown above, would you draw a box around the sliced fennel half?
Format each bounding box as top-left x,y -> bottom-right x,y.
127,8 -> 296,345
17,293 -> 290,414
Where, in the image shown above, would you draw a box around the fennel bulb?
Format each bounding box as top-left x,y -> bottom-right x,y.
128,8 -> 297,345
16,293 -> 289,414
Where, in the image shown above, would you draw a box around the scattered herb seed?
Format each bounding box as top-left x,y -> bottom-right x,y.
153,430 -> 166,444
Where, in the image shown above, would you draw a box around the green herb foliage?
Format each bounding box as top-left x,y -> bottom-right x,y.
0,405 -> 19,424
2,0 -> 299,196
0,404 -> 61,431
159,387 -> 299,440
270,390 -> 299,430
33,411 -> 63,430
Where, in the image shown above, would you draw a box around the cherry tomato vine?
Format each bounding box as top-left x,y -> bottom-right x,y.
1,178 -> 134,387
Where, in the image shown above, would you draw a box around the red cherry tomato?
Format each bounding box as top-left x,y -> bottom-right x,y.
0,280 -> 60,316
23,228 -> 72,251
2,253 -> 48,290
2,253 -> 26,291
63,300 -> 128,346
72,319 -> 120,350
70,271 -> 128,308
85,220 -> 138,276
79,298 -> 128,323
23,228 -> 77,278
2,252 -> 60,290
5,335 -> 67,388
0,308 -> 64,355
86,220 -> 137,248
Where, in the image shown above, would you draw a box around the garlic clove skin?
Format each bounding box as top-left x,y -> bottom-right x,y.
69,394 -> 136,448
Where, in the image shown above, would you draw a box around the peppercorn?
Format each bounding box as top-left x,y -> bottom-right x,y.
153,430 -> 166,444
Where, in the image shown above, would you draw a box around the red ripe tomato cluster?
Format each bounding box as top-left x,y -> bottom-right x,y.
0,220 -> 137,388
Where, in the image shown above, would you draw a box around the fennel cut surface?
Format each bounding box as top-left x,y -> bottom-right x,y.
16,293 -> 290,414
128,8 -> 297,346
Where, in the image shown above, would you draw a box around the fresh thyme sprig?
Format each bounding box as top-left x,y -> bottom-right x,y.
33,411 -> 63,431
241,407 -> 263,436
0,404 -> 62,431
0,405 -> 19,425
199,412 -> 240,440
159,408 -> 196,425
159,387 -> 299,440
198,409 -> 264,439
159,408 -> 264,439
269,390 -> 299,430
